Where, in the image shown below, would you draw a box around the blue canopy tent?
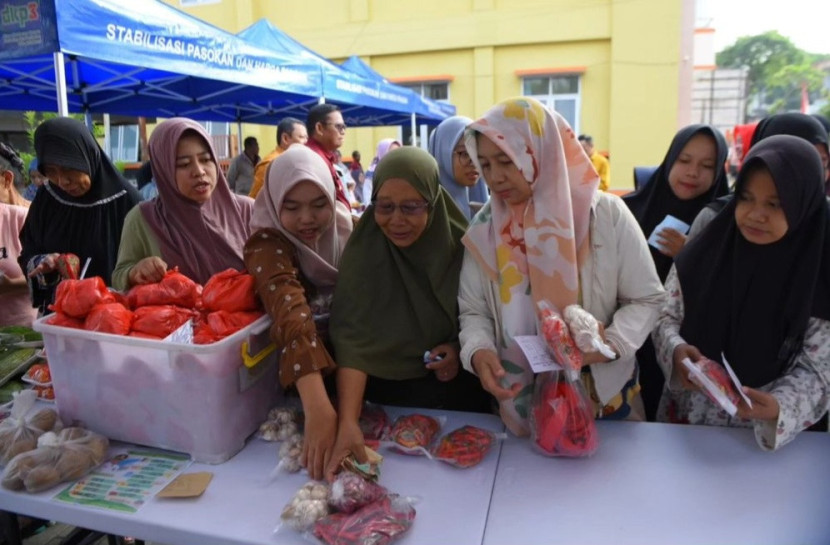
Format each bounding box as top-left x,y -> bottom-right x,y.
0,0 -> 326,123
237,19 -> 455,127
340,55 -> 456,121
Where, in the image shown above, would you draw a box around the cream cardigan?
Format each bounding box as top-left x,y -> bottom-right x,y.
459,191 -> 666,405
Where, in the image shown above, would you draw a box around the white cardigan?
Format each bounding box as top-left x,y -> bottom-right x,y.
458,192 -> 666,405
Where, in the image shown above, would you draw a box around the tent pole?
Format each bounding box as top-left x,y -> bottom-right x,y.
53,52 -> 69,117
410,114 -> 416,146
103,114 -> 111,159
84,112 -> 93,133
237,121 -> 243,154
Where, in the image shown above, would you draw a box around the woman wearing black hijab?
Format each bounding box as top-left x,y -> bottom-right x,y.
623,124 -> 730,282
19,117 -> 139,313
688,112 -> 830,237
623,124 -> 729,420
811,114 -> 830,193
654,135 -> 830,451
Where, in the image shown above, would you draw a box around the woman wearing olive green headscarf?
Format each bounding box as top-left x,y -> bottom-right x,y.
326,147 -> 491,478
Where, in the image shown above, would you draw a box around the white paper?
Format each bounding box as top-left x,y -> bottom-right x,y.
721,352 -> 752,409
515,335 -> 562,373
648,215 -> 691,250
682,358 -> 738,416
165,319 -> 193,344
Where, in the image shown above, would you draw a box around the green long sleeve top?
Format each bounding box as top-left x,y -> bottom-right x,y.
112,206 -> 162,291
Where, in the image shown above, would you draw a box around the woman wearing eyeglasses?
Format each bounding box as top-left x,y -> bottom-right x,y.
325,146 -> 491,477
428,116 -> 489,219
244,144 -> 353,481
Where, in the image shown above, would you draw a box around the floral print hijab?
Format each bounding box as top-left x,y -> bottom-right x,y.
463,97 -> 599,314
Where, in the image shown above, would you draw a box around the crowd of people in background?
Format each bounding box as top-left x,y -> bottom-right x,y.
2,98 -> 829,481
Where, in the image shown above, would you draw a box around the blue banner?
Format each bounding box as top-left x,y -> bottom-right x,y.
54,0 -> 322,97
0,0 -> 58,59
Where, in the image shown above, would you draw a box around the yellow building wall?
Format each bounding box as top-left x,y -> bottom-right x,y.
166,0 -> 691,190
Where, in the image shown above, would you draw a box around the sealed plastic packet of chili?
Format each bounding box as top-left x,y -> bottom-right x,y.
312,494 -> 416,545
682,357 -> 741,416
537,300 -> 582,377
382,414 -> 444,457
529,370 -> 599,458
431,425 -> 505,468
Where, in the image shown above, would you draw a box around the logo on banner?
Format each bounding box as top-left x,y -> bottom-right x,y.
1,1 -> 40,29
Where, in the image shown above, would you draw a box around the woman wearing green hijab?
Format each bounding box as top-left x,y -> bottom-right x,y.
326,147 -> 491,475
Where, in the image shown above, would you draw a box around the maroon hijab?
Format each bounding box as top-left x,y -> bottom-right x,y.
141,118 -> 253,284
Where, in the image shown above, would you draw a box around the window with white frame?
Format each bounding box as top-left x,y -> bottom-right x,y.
200,121 -> 232,160
398,82 -> 450,147
399,82 -> 450,102
522,75 -> 581,133
107,125 -> 139,163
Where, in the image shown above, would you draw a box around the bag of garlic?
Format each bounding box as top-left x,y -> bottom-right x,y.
269,433 -> 304,479
0,390 -> 59,465
279,481 -> 331,532
2,427 -> 109,493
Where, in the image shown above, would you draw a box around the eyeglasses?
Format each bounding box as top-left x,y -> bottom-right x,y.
373,199 -> 430,216
325,122 -> 347,134
454,149 -> 473,167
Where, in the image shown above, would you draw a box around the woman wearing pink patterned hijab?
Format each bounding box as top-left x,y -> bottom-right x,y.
458,97 -> 665,435
113,118 -> 253,289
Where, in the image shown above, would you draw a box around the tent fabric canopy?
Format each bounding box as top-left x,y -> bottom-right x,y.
237,19 -> 454,126
0,0 -> 453,125
339,55 -> 457,120
0,0 -> 324,122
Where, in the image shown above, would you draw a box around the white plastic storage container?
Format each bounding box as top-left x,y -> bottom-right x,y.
33,316 -> 281,463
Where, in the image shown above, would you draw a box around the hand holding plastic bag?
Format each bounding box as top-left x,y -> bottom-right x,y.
530,370 -> 599,457
563,305 -> 616,360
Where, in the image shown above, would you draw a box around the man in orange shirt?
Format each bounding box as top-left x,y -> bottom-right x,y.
248,117 -> 308,198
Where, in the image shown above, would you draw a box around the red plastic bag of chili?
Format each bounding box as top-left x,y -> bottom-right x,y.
312,494 -> 416,545
50,277 -> 115,318
131,305 -> 199,338
530,370 -> 599,457
201,269 -> 258,313
206,310 -> 262,335
192,310 -> 263,344
84,303 -> 134,336
47,312 -> 85,329
126,268 -> 202,309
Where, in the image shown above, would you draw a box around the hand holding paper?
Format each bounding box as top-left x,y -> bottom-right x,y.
648,215 -> 690,257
